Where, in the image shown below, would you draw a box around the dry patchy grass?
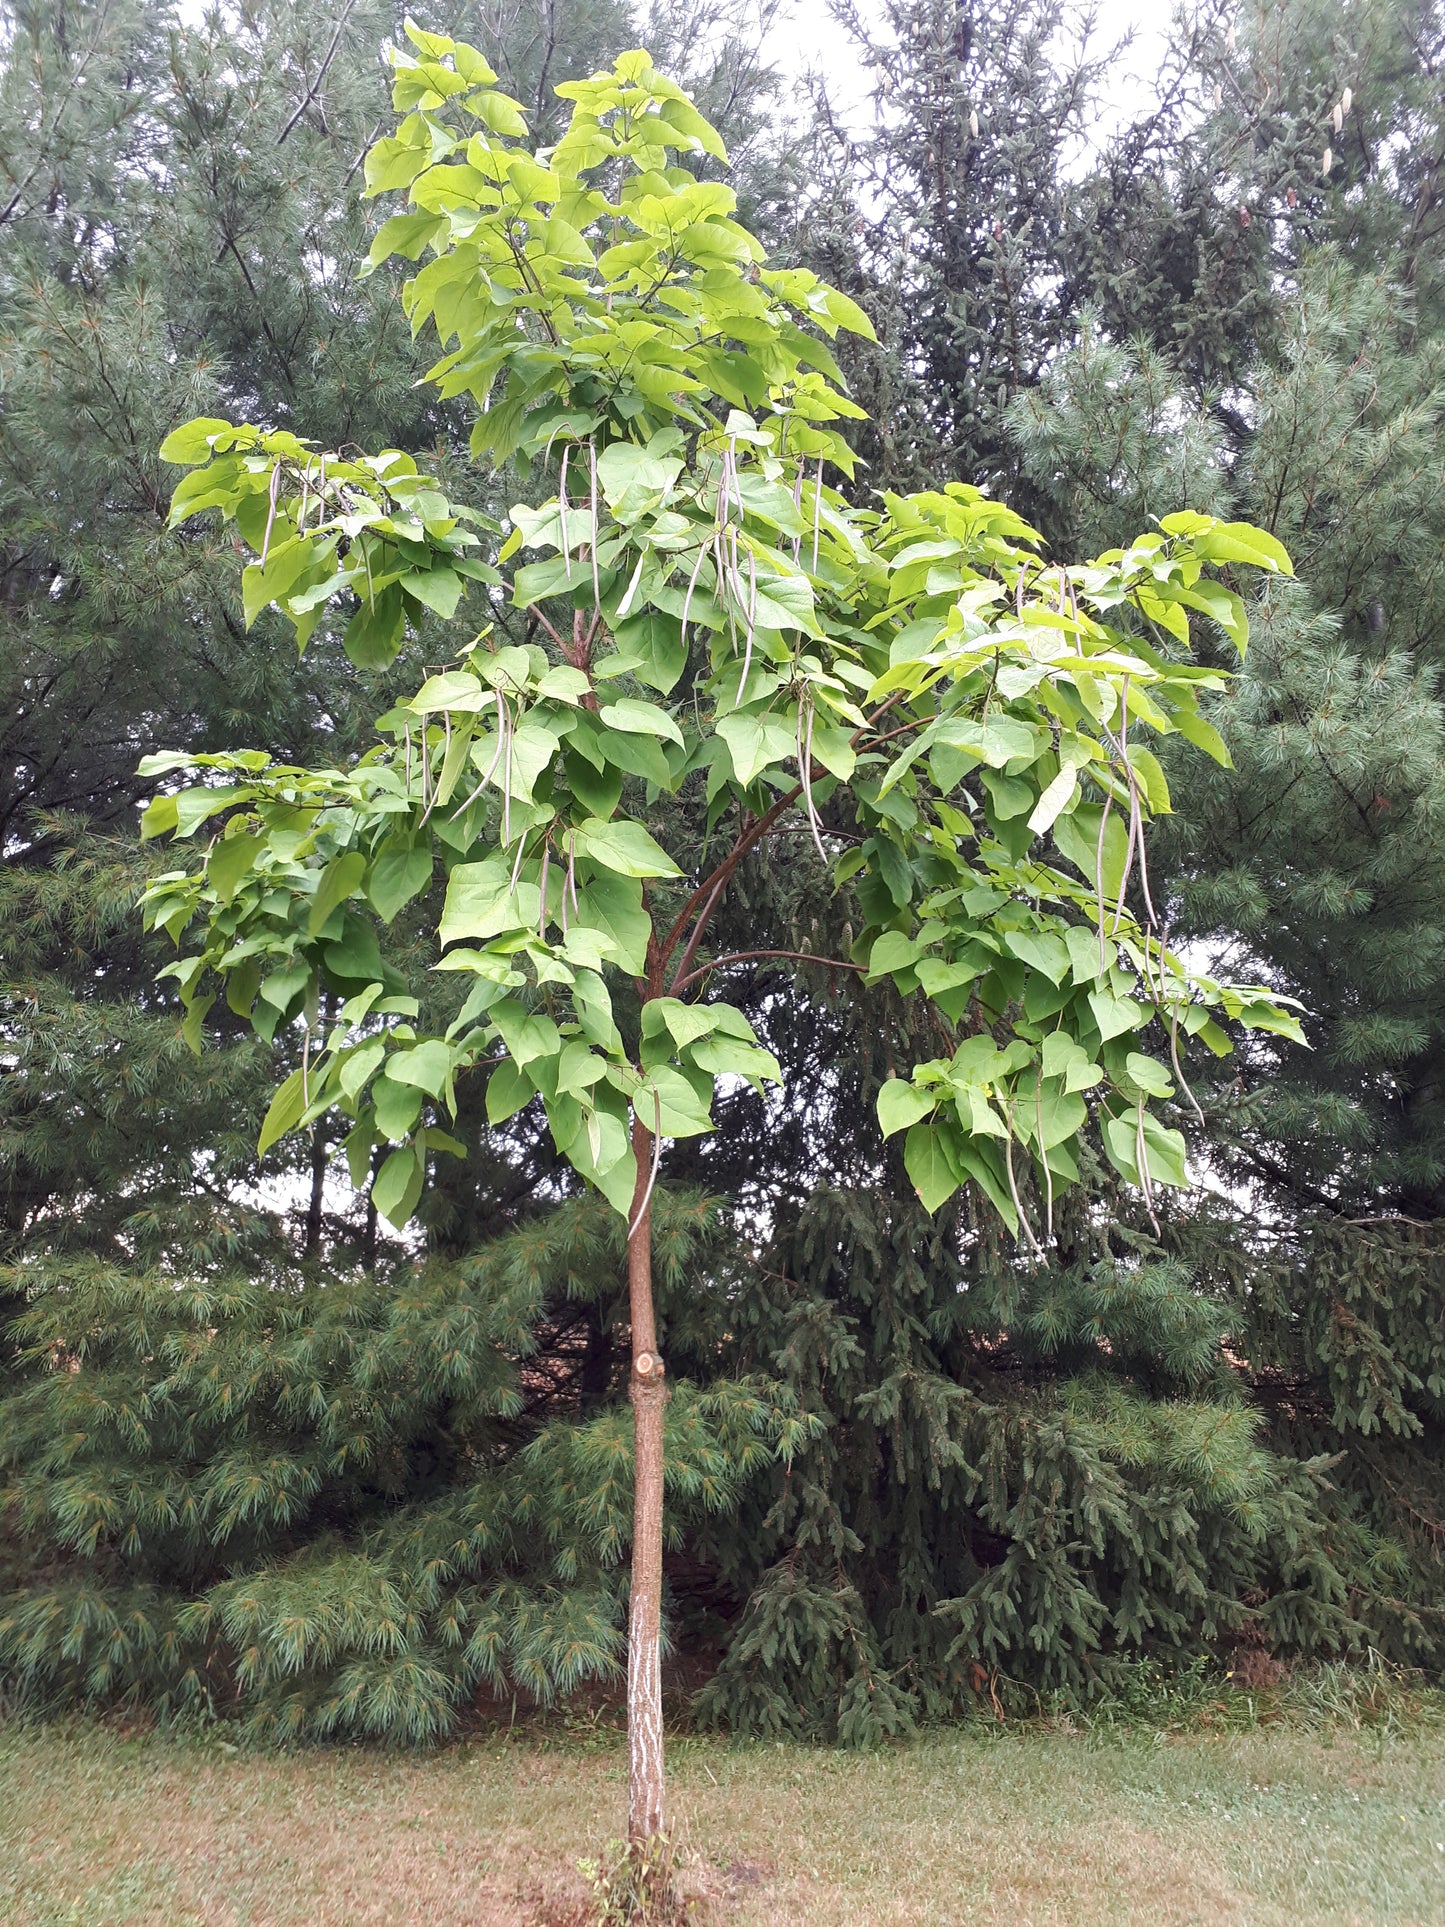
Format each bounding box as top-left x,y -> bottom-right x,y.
1,1717 -> 1443,1925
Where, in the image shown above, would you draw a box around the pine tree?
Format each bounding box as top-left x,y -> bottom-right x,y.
0,0 -> 811,1697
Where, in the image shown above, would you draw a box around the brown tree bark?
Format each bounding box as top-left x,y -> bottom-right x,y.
626,1105 -> 667,1843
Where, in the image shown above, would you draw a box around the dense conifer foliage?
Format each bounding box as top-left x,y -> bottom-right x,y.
5,0 -> 1445,1752
807,0 -> 1445,1681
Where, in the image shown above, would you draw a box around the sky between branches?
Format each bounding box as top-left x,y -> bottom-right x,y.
764,0 -> 1170,145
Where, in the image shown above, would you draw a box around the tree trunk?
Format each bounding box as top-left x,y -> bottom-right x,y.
626,1106 -> 667,1843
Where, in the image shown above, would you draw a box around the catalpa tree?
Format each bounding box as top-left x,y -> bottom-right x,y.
142,28 -> 1300,1841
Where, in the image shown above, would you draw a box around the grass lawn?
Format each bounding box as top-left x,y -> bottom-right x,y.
2,1712 -> 1444,1925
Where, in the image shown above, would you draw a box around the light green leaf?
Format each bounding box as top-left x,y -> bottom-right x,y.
439,857 -> 524,946
387,1039 -> 453,1099
1125,745 -> 1171,813
373,1072 -> 424,1139
258,1068 -> 307,1156
1001,928 -> 1070,985
610,610 -> 688,695
598,697 -> 684,747
1041,1031 -> 1103,1093
491,1002 -> 562,1066
576,816 -> 681,878
687,1035 -> 782,1085
309,851 -> 367,935
1124,1051 -> 1173,1098
1088,986 -> 1146,1041
866,930 -> 930,980
595,441 -> 683,508
208,830 -> 258,905
639,1064 -> 714,1137
556,1040 -> 609,1095
486,1058 -> 534,1123
878,1078 -> 933,1139
822,286 -> 878,341
373,1143 -> 426,1228
1194,520 -> 1293,575
1025,1083 -> 1088,1150
368,841 -> 432,923
410,671 -> 487,712
904,1120 -> 960,1212
1052,804 -> 1131,900
643,997 -> 727,1049
574,871 -> 650,976
1169,704 -> 1233,767
339,1039 -> 386,1102
159,418 -> 235,465
717,711 -> 794,787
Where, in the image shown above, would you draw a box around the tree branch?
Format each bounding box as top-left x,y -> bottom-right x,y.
277,3 -> 356,147
655,783 -> 803,974
673,949 -> 862,993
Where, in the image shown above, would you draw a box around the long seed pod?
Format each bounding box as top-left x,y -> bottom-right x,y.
1133,780 -> 1158,929
1094,785 -> 1115,972
502,709 -> 513,846
718,527 -> 739,661
302,1022 -> 310,1109
791,463 -> 804,565
589,439 -> 601,613
1110,782 -> 1140,940
798,694 -> 828,863
1103,709 -> 1158,935
403,720 -> 413,799
418,721 -> 433,810
811,458 -> 824,575
722,437 -> 742,526
1097,680 -> 1132,949
679,530 -> 711,659
1168,1003 -> 1206,1126
260,463 -> 282,566
628,1091 -> 665,1243
538,836 -> 551,941
558,444 -> 572,582
738,545 -> 758,702
616,547 -> 647,620
450,695 -> 507,819
1138,922 -> 1160,1009
508,824 -> 530,892
1035,1078 -> 1054,1246
1135,1097 -> 1160,1234
1003,1107 -> 1044,1260
420,710 -> 452,826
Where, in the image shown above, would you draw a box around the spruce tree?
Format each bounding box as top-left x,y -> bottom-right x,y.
996,0 -> 1445,1660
